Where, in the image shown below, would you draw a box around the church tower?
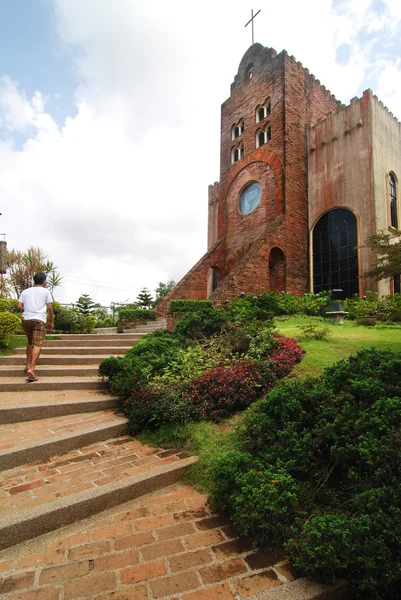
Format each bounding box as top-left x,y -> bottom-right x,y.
155,43 -> 401,316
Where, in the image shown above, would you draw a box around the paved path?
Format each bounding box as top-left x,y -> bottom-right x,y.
0,325 -> 347,599
0,483 -> 295,599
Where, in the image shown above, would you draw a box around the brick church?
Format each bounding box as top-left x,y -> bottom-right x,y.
157,43 -> 401,315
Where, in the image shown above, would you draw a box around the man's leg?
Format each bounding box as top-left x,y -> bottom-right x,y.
27,346 -> 41,379
26,321 -> 45,381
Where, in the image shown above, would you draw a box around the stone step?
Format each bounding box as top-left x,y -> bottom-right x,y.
14,347 -> 130,355
0,377 -> 108,393
0,355 -> 122,366
41,339 -> 140,348
0,436 -> 197,550
0,390 -> 119,424
0,481 -> 335,600
0,411 -> 127,472
16,334 -> 144,341
0,366 -> 99,377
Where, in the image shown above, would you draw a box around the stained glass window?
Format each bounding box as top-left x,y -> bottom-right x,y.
313,209 -> 358,298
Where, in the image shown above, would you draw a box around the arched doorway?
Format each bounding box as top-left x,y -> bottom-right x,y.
312,209 -> 358,298
269,247 -> 286,292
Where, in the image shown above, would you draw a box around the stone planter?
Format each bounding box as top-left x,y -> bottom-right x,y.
117,319 -> 146,333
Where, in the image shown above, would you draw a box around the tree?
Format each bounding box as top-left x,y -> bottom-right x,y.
3,247 -> 63,298
153,280 -> 176,306
74,294 -> 96,316
136,288 -> 153,309
364,230 -> 401,280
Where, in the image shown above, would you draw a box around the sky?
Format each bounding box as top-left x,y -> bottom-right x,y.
1,0 -> 401,306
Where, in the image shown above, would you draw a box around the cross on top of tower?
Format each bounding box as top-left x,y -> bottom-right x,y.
244,9 -> 261,45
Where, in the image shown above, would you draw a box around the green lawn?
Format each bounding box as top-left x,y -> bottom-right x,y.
276,316 -> 401,378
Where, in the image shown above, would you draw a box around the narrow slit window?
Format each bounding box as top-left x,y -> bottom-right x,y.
390,172 -> 398,228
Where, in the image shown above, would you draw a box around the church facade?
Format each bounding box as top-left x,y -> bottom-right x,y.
157,44 -> 401,315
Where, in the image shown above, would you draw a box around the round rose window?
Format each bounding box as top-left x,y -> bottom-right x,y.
238,182 -> 262,215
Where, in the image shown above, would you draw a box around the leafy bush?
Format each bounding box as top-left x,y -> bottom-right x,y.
299,321 -> 330,340
118,308 -> 157,322
99,331 -> 182,399
185,360 -> 266,421
343,292 -> 401,323
208,348 -> 401,598
274,291 -> 332,316
169,299 -> 214,314
0,312 -> 21,347
54,306 -> 78,332
224,293 -> 277,324
125,382 -> 200,434
173,309 -> 228,340
268,335 -> 304,378
0,298 -> 19,313
54,307 -> 96,333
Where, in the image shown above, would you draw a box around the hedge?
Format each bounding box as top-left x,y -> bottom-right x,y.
118,308 -> 157,322
168,299 -> 214,314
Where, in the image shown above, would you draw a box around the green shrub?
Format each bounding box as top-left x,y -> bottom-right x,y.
168,299 -> 214,314
224,293 -> 277,325
209,348 -> 401,598
125,382 -> 200,434
173,309 -> 228,340
118,308 -> 156,322
299,321 -> 330,340
99,331 -> 182,400
210,452 -> 300,543
0,298 -> 19,313
0,312 -> 21,347
274,291 -> 332,316
54,306 -> 78,332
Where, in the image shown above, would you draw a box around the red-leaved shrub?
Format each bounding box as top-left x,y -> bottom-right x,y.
269,335 -> 304,378
186,360 -> 265,422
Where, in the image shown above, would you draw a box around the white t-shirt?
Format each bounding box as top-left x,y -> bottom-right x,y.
19,287 -> 53,323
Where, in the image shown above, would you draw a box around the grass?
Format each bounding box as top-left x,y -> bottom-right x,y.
275,315 -> 401,378
0,335 -> 27,355
133,316 -> 401,493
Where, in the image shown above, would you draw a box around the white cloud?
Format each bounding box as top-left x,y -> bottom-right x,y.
1,0 -> 401,304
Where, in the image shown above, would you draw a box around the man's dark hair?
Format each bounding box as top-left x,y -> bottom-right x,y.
33,272 -> 47,285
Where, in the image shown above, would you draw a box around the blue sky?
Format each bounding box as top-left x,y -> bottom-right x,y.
0,0 -> 77,127
0,0 -> 401,304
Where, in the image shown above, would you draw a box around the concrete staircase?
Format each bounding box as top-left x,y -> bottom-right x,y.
0,333 -> 145,393
0,318 -> 197,552
0,319 -> 347,599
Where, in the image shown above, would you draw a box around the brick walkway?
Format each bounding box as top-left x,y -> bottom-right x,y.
0,482 -> 296,600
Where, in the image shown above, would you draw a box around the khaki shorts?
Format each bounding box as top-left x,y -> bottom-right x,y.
23,320 -> 46,347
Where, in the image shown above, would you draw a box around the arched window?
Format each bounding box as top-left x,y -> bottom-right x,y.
312,209 -> 359,298
246,63 -> 254,80
255,98 -> 271,122
269,248 -> 286,292
389,172 -> 398,228
256,124 -> 271,148
231,143 -> 244,164
231,119 -> 244,141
